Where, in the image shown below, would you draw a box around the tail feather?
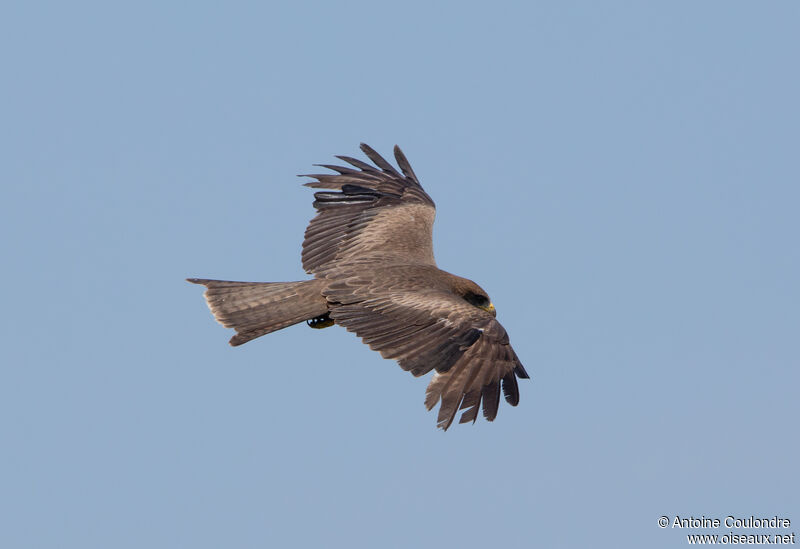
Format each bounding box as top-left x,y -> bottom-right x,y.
187,278 -> 329,346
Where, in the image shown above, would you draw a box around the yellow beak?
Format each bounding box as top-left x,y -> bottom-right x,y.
481,302 -> 497,317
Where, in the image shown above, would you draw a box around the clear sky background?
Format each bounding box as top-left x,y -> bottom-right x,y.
2,2 -> 798,548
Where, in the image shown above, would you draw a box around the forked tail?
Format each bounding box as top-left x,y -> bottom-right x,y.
187,278 -> 329,346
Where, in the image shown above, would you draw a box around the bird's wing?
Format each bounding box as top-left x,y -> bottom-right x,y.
301,143 -> 436,274
325,278 -> 529,430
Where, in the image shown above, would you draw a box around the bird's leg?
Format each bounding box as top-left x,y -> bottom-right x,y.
307,312 -> 334,329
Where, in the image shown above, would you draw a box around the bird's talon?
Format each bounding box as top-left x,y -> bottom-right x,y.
307,313 -> 334,329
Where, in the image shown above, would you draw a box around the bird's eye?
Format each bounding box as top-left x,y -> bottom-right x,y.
464,292 -> 489,308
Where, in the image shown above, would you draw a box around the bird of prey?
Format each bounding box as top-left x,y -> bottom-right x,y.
188,144 -> 529,430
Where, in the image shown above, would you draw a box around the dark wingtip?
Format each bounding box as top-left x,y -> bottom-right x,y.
502,372 -> 521,406
358,142 -> 374,158
392,144 -> 420,183
359,143 -> 401,176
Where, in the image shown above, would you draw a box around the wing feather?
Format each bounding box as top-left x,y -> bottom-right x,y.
301,144 -> 436,273
392,144 -> 420,183
359,143 -> 402,177
458,389 -> 483,424
481,381 -> 501,421
333,154 -> 380,173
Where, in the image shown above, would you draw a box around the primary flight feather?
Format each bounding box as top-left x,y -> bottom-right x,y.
188,144 -> 529,430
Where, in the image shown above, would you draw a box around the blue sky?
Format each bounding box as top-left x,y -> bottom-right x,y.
2,2 -> 798,548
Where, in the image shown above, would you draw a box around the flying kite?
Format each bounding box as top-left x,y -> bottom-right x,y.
188,144 -> 529,429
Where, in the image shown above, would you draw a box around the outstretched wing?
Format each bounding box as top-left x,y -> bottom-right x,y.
324,271 -> 529,430
301,144 -> 436,274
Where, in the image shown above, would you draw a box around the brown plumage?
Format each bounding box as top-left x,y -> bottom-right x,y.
188,144 -> 529,430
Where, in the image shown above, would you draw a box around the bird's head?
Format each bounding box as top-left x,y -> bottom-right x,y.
456,278 -> 496,317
